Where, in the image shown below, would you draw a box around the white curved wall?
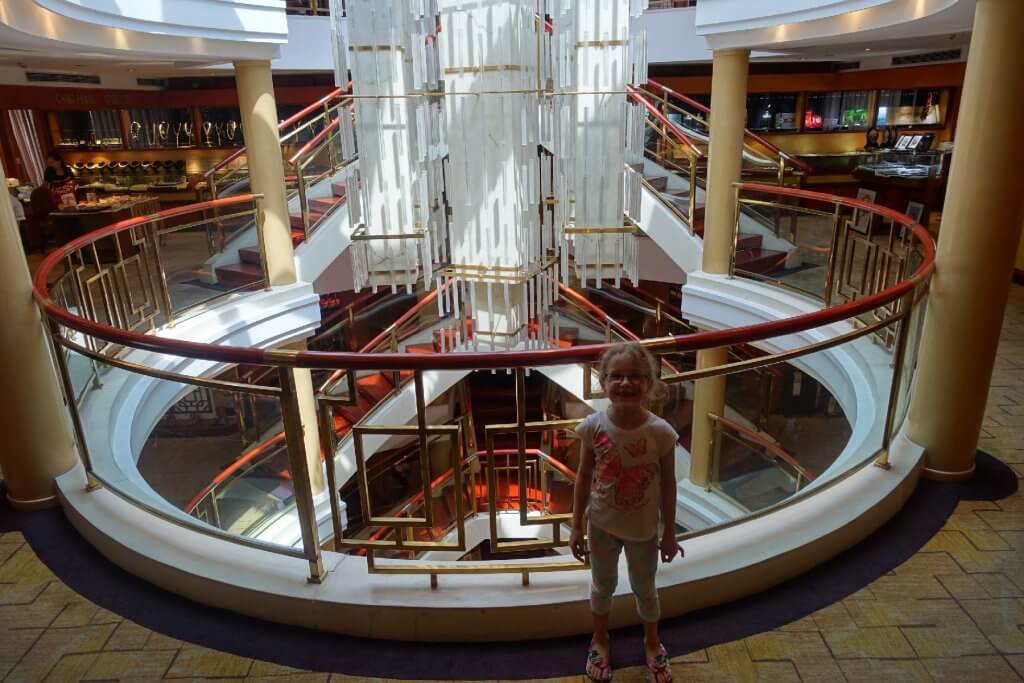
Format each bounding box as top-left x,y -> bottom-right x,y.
32,0 -> 288,43
0,0 -> 284,62
698,0 -> 972,51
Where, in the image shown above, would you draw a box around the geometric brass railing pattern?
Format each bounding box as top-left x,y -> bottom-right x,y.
33,183 -> 936,586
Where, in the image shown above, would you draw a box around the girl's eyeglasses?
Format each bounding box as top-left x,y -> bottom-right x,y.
604,373 -> 650,384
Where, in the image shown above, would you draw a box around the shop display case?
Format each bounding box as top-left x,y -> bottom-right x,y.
54,110 -> 123,149
126,108 -> 195,149
197,107 -> 244,147
67,159 -> 192,196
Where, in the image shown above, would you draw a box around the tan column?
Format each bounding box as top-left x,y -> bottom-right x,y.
0,158 -> 77,508
702,48 -> 750,274
907,0 -> 1024,480
689,49 -> 750,486
234,59 -> 296,286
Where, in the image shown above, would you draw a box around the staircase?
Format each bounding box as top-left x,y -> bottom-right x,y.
214,181 -> 348,289
641,169 -> 789,277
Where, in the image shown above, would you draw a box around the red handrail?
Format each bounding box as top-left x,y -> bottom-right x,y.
288,116 -> 341,164
203,83 -> 352,180
627,85 -> 702,158
644,78 -> 814,175
33,185 -> 934,372
184,432 -> 288,513
558,283 -> 678,376
712,414 -> 814,482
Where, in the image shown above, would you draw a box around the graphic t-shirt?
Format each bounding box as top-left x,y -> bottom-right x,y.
575,411 -> 679,542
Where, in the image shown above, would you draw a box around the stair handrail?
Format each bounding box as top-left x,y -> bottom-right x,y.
184,432 -> 288,515
708,412 -> 815,484
202,83 -> 353,196
627,85 -> 702,159
318,284 -> 447,395
644,78 -> 814,177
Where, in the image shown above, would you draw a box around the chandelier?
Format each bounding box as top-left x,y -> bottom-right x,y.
331,0 -> 649,350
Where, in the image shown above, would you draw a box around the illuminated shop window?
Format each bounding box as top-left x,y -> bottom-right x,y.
746,93 -> 799,132
876,89 -> 944,127
804,91 -> 872,131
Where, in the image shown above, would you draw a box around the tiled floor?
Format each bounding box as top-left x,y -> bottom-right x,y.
2,285 -> 1022,682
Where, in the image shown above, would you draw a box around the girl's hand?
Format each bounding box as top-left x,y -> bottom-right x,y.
569,526 -> 588,562
660,532 -> 684,563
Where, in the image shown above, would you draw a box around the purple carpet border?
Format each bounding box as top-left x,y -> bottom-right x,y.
0,452 -> 1015,680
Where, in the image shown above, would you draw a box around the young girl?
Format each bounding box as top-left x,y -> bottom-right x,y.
570,343 -> 683,683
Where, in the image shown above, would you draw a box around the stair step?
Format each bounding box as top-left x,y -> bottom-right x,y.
310,196 -> 344,213
735,248 -> 788,274
644,175 -> 668,191
290,211 -> 325,231
406,343 -> 436,354
214,262 -> 264,289
736,233 -> 763,251
331,182 -> 348,197
356,372 -> 395,403
238,247 -> 261,265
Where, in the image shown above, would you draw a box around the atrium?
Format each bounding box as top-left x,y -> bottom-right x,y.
0,0 -> 1022,680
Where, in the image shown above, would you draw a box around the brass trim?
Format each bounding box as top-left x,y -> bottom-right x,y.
349,44 -> 405,52
659,313 -> 899,385
576,39 -> 628,48
53,335 -> 282,397
443,65 -> 523,74
264,348 -> 300,363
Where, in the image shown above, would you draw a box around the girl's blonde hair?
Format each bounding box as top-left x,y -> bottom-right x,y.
597,343 -> 668,408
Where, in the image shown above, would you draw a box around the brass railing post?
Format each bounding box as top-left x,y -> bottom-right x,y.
688,156 -> 698,235
254,199 -> 272,291
709,414 -> 722,492
822,202 -> 843,307
413,371 -> 434,527
45,319 -> 101,492
318,400 -> 344,548
146,221 -> 175,328
876,288 -> 917,470
278,367 -> 327,582
729,184 -> 742,278
389,329 -> 401,387
295,160 -> 311,242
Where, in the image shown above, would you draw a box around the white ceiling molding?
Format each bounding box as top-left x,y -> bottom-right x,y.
696,0 -> 973,53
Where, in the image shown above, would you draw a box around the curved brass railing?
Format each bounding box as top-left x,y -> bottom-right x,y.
34,180 -> 935,584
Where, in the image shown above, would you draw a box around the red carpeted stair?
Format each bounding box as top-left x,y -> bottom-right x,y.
213,181 -> 348,289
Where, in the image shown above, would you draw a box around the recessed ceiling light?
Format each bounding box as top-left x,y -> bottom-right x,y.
865,48 -> 872,51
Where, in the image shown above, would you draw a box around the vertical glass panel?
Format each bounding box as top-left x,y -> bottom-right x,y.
893,292 -> 927,433
66,343 -> 298,552
157,201 -> 264,318
714,340 -> 869,512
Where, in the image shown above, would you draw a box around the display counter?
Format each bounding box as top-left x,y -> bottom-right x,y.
51,196 -> 160,247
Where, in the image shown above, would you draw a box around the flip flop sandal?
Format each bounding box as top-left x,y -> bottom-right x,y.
645,644 -> 672,683
585,643 -> 613,682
